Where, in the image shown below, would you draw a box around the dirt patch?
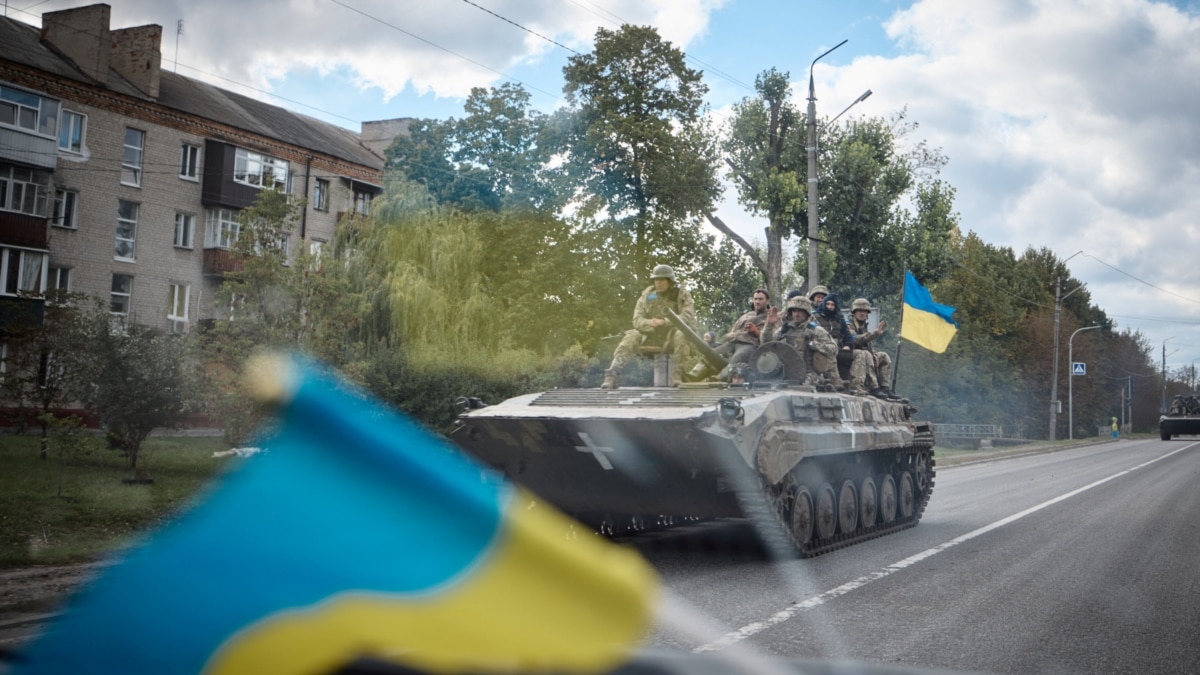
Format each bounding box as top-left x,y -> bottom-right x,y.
0,563 -> 102,623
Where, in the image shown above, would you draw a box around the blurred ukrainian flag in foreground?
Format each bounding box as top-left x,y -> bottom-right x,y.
900,270 -> 958,354
17,355 -> 658,674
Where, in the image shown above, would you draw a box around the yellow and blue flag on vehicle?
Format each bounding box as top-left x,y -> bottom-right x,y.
16,355 -> 658,675
900,270 -> 958,353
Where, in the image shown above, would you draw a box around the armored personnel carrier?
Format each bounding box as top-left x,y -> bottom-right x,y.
449,314 -> 936,557
1160,394 -> 1200,440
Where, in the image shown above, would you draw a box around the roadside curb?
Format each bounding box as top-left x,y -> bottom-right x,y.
938,437 -> 1118,469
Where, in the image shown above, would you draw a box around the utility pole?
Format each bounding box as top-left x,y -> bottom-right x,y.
1048,254 -> 1084,441
805,39 -> 847,291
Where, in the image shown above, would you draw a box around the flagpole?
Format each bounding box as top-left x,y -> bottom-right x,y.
892,272 -> 906,391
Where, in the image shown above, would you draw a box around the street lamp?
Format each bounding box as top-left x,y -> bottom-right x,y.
1068,324 -> 1104,440
829,89 -> 873,124
1049,250 -> 1084,441
806,39 -> 847,291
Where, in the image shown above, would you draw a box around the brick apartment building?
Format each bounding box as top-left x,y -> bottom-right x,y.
0,4 -> 405,352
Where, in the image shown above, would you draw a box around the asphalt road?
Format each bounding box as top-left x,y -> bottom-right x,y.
639,438 -> 1200,674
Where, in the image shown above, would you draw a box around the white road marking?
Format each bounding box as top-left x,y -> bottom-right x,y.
694,443 -> 1195,652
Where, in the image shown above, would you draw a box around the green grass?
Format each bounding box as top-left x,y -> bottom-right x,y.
0,435 -> 232,567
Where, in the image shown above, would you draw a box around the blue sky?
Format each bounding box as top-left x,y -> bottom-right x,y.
14,0 -> 1200,373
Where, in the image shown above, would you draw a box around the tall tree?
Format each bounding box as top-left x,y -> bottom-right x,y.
716,68 -> 806,301
562,24 -> 720,279
816,111 -> 959,299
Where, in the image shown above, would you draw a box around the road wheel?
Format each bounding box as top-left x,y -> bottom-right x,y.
914,453 -> 930,491
859,476 -> 878,529
879,474 -> 897,523
898,471 -> 915,519
815,483 -> 837,540
790,486 -> 814,546
1160,428 -> 1171,441
837,480 -> 859,534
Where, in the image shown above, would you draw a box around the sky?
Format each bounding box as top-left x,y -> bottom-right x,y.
11,0 -> 1200,382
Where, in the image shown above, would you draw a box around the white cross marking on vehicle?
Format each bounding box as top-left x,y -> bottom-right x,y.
575,432 -> 614,470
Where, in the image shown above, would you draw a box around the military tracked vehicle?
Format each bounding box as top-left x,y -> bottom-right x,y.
1160,394 -> 1200,440
449,312 -> 936,557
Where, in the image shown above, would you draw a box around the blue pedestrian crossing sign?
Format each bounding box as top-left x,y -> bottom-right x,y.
1072,362 -> 1086,376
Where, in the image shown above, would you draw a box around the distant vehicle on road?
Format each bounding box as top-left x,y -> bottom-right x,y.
1160,394 -> 1200,440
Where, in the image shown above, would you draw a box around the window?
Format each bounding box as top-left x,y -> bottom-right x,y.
115,200 -> 138,260
47,265 -> 70,303
110,274 -> 132,314
0,84 -> 59,137
0,165 -> 50,216
52,189 -> 78,228
121,127 -> 145,186
1,247 -> 47,296
205,208 -> 241,249
174,212 -> 195,248
353,189 -> 372,216
233,148 -> 288,191
48,265 -> 71,292
179,143 -> 201,180
58,110 -> 85,153
168,283 -> 189,329
313,178 -> 329,211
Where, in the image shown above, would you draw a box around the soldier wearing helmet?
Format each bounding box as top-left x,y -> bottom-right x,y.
847,297 -> 896,399
602,264 -> 696,389
809,289 -> 871,395
763,295 -> 842,389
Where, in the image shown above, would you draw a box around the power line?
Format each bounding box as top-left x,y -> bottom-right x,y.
1083,253 -> 1200,307
327,0 -> 562,102
460,0 -> 579,55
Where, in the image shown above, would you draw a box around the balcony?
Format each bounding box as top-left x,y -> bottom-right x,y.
0,211 -> 49,249
202,247 -> 243,275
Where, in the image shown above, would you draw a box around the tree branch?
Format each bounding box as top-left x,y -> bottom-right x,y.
706,212 -> 766,272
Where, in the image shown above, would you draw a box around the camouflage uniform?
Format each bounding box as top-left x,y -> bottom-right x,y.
763,296 -> 841,388
604,265 -> 696,387
848,298 -> 892,393
811,293 -> 871,394
714,306 -> 771,376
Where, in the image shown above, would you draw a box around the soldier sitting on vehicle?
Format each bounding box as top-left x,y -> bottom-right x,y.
810,289 -> 871,395
763,295 -> 842,389
602,264 -> 696,389
689,289 -> 778,381
848,297 -> 899,400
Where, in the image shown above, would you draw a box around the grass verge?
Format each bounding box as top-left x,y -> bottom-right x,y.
0,435 -> 232,567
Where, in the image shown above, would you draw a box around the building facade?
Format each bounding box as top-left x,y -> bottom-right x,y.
0,3 -> 399,344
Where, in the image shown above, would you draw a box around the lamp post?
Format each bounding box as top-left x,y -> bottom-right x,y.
805,39 -> 847,291
1161,336 -> 1176,412
1049,250 -> 1084,441
1068,324 -> 1104,440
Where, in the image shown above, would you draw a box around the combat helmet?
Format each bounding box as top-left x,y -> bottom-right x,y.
650,264 -> 676,282
851,298 -> 872,311
808,284 -> 830,300
786,295 -> 814,318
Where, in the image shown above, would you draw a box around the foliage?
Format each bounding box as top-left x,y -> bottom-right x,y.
720,68 -> 808,301
0,292 -> 90,456
386,84 -> 565,212
814,110 -> 960,299
562,24 -> 721,278
75,307 -> 192,474
0,435 -> 229,566
200,189 -> 360,445
41,413 -> 95,498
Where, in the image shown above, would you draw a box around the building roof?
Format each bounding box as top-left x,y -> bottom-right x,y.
0,12 -> 383,171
